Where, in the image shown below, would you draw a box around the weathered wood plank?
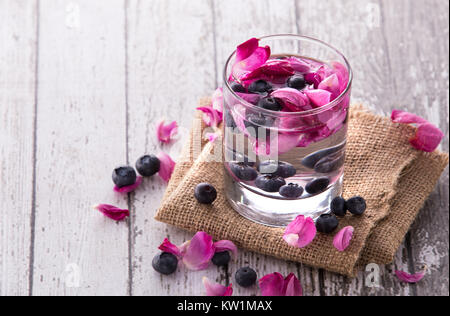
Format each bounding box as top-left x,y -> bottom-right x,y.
0,0 -> 37,296
213,0 -> 321,296
32,0 -> 129,295
126,0 -> 221,296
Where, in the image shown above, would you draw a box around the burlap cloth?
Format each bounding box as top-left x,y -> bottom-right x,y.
155,98 -> 449,277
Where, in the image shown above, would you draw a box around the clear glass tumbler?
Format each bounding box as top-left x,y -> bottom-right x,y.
222,34 -> 352,227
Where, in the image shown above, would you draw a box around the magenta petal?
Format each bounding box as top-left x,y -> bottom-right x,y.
333,226 -> 354,252
391,110 -> 429,125
213,240 -> 238,257
233,46 -> 271,79
93,204 -> 129,221
196,106 -> 223,128
283,215 -> 317,248
285,56 -> 311,73
331,61 -> 350,92
271,88 -> 310,112
236,92 -> 261,104
158,238 -> 182,258
304,72 -> 322,88
157,152 -> 175,182
157,120 -> 178,143
235,38 -> 259,62
114,176 -> 143,194
395,270 -> 426,284
410,123 -> 444,152
304,89 -> 332,107
318,74 -> 340,99
181,232 -> 215,271
211,88 -> 224,114
241,60 -> 295,82
283,273 -> 303,296
203,277 -> 233,296
259,272 -> 286,296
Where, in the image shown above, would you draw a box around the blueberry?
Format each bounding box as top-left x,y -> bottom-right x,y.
258,160 -> 280,175
230,82 -> 246,93
258,97 -> 282,111
229,162 -> 258,181
135,155 -> 160,177
279,183 -> 304,198
316,214 -> 339,234
112,166 -> 137,188
211,251 -> 231,267
235,267 -> 257,287
231,152 -> 256,167
287,75 -> 306,90
314,153 -> 345,173
346,196 -> 367,215
277,162 -> 297,178
194,183 -> 217,204
248,80 -> 272,94
305,177 -> 330,195
331,197 -> 347,217
244,113 -> 273,139
301,142 -> 346,169
152,252 -> 178,275
258,161 -> 296,178
255,175 -> 286,192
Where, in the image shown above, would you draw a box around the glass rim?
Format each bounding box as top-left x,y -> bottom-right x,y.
223,34 -> 353,117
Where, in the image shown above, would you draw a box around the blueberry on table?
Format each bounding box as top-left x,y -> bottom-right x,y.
112,166 -> 137,188
211,251 -> 231,267
316,214 -> 339,234
152,252 -> 178,275
230,162 -> 258,181
346,196 -> 367,215
305,177 -> 330,194
258,97 -> 283,111
230,82 -> 246,93
194,183 -> 217,204
330,196 -> 347,217
135,154 -> 160,177
235,267 -> 257,287
248,80 -> 272,94
287,75 -> 307,90
255,175 -> 286,192
279,183 -> 304,198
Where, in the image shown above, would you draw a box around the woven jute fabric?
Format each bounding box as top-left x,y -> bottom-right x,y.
155,99 -> 449,277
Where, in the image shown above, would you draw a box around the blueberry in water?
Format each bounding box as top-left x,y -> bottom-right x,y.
258,161 -> 296,178
235,267 -> 257,287
301,142 -> 346,169
194,183 -> 217,204
316,214 -> 339,234
112,166 -> 137,188
230,162 -> 258,181
287,75 -> 306,90
279,183 -> 304,198
346,196 -> 367,215
230,82 -> 246,93
305,177 -> 330,194
244,113 -> 273,139
258,160 -> 280,175
248,80 -> 272,94
258,97 -> 282,111
255,175 -> 286,192
135,155 -> 160,177
277,162 -> 297,178
331,196 -> 347,217
314,153 -> 345,173
152,252 -> 178,275
211,251 -> 231,267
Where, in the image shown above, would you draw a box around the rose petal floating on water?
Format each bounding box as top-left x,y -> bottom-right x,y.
93,204 -> 129,221
304,72 -> 322,88
331,61 -> 350,93
157,120 -> 178,144
241,60 -> 295,82
203,277 -> 233,296
211,88 -> 224,114
271,88 -> 311,112
259,272 -> 302,296
157,152 -> 175,182
395,269 -> 426,283
196,106 -> 223,128
233,47 -> 271,80
285,56 -> 312,73
318,74 -> 340,99
333,226 -> 354,252
304,89 -> 332,107
391,110 -> 444,152
235,38 -> 259,62
283,215 -> 317,248
236,92 -> 261,105
114,176 -> 143,194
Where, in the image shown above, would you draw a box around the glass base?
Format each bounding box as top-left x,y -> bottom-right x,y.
225,174 -> 343,227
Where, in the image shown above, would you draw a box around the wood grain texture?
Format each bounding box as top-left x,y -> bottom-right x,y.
0,0 -> 37,296
32,0 -> 129,295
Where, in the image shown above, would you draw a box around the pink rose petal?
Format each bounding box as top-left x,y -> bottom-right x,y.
333,226 -> 354,252
271,88 -> 311,112
181,232 -> 215,271
241,60 -> 295,82
283,273 -> 303,296
235,38 -> 259,62
318,74 -> 340,99
157,120 -> 178,144
158,238 -> 182,258
285,56 -> 312,73
157,152 -> 175,182
196,106 -> 223,128
331,61 -> 350,93
304,89 -> 332,107
113,176 -> 143,194
304,72 -> 322,88
233,47 -> 271,79
211,88 -> 224,114
213,240 -> 238,257
203,277 -> 233,296
283,215 -> 317,248
259,272 -> 302,296
395,269 -> 426,284
236,92 -> 260,105
391,110 -> 429,125
93,204 -> 129,221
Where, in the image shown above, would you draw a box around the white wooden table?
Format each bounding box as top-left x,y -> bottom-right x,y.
0,0 -> 448,296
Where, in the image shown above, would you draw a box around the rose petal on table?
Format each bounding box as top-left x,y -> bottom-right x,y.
158,238 -> 182,258
211,88 -> 224,114
157,152 -> 175,182
271,88 -> 310,112
259,272 -> 286,296
391,110 -> 429,125
157,120 -> 178,144
395,269 -> 426,283
333,226 -> 354,252
93,204 -> 129,221
113,176 -> 143,194
283,215 -> 317,248
181,232 -> 215,271
304,89 -> 332,107
203,277 -> 233,296
196,106 -> 223,128
213,240 -> 238,257
283,273 -> 303,296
